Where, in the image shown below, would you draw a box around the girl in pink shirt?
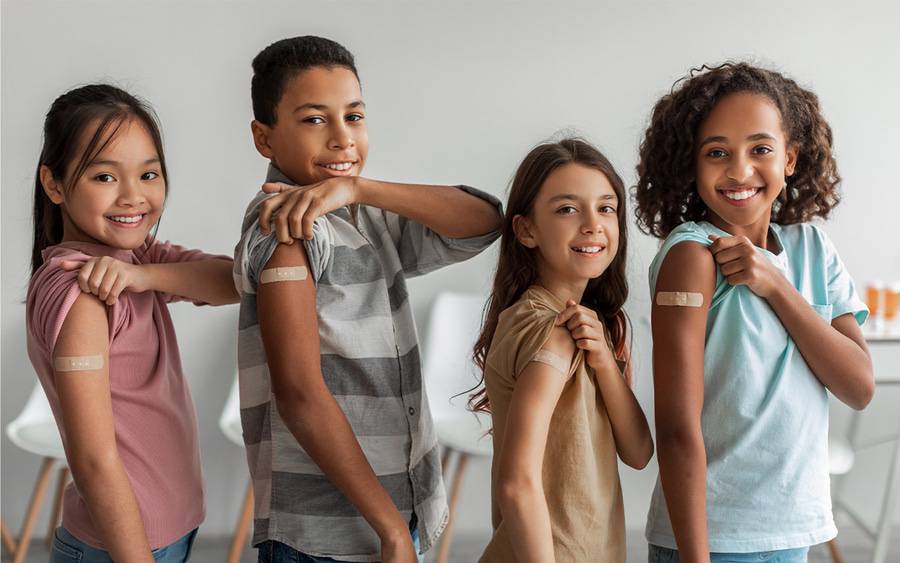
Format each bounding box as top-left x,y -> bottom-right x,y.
26,84 -> 238,562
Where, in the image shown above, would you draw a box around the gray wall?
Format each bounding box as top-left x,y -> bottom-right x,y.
3,0 -> 899,542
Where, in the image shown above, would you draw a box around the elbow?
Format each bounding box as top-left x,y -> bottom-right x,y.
69,449 -> 122,482
622,437 -> 655,470
848,377 -> 875,411
496,474 -> 542,515
656,422 -> 704,456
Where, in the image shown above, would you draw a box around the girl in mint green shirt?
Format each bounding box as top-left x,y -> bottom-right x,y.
634,62 -> 873,563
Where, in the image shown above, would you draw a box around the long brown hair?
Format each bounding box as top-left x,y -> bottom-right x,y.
469,138 -> 632,414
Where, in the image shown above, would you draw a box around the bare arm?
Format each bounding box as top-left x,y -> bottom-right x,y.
495,326 -> 574,563
556,301 -> 653,468
256,242 -> 415,563
765,281 -> 873,409
257,177 -> 502,243
652,242 -> 715,563
54,294 -> 154,562
708,235 -> 874,410
63,256 -> 238,306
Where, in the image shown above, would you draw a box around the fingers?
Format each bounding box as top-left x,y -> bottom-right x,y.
282,194 -> 312,244
60,260 -> 85,271
708,234 -> 750,254
555,301 -> 596,326
258,193 -> 287,236
105,276 -> 129,306
261,182 -> 294,194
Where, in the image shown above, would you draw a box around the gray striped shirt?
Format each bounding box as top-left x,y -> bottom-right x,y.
233,165 -> 500,560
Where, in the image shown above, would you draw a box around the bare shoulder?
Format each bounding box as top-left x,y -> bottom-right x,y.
656,241 -> 716,295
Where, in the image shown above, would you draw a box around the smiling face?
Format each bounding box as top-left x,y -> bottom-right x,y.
251,66 -> 368,185
515,163 -> 620,297
695,92 -> 797,239
43,117 -> 166,249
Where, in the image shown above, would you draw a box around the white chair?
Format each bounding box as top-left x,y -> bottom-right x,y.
219,375 -> 254,563
421,292 -> 493,563
5,383 -> 70,563
827,435 -> 855,563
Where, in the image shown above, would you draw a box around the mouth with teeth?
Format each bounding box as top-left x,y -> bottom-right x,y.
571,244 -> 606,256
106,213 -> 146,228
717,186 -> 763,206
317,160 -> 358,176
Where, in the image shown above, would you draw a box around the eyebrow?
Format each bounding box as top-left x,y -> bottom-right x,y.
548,193 -> 618,203
698,132 -> 777,147
89,158 -> 160,167
293,100 -> 366,113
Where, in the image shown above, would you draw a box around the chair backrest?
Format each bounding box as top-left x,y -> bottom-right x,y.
421,292 -> 488,422
6,383 -> 66,459
219,374 -> 244,447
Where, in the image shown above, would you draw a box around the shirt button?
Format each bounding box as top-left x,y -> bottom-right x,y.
408,407 -> 416,416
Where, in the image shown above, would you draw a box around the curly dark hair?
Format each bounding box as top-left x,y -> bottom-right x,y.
634,62 -> 841,239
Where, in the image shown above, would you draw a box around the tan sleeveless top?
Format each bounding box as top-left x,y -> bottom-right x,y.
479,286 -> 625,562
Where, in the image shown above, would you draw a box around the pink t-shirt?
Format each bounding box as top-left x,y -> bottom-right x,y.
26,239 -> 218,549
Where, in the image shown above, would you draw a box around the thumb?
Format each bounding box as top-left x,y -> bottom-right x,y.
60,260 -> 85,271
708,234 -> 720,241
261,182 -> 288,194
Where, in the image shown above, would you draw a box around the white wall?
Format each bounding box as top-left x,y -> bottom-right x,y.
3,0 -> 899,542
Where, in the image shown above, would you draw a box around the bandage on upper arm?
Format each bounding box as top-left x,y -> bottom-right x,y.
530,349 -> 570,376
54,355 -> 104,372
260,266 -> 308,284
656,291 -> 704,307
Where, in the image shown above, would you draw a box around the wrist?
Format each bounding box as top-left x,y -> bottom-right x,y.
352,176 -> 376,206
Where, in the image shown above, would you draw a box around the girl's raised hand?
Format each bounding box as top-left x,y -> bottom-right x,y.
707,234 -> 784,298
257,177 -> 361,243
61,257 -> 149,306
555,300 -> 615,371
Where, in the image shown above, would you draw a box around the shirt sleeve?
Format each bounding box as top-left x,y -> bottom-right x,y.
29,252 -> 124,352
818,227 -> 868,325
509,306 -> 577,382
381,185 -> 502,278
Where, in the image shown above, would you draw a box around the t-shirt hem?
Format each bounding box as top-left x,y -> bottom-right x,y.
646,523 -> 836,553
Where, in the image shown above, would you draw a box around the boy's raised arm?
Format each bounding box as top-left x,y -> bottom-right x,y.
651,241 -> 715,563
257,176 -> 501,243
256,241 -> 416,563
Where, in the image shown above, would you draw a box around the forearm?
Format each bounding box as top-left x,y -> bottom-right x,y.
766,277 -> 873,409
70,456 -> 154,562
657,431 -> 710,563
356,178 -> 500,238
276,391 -> 409,541
143,258 -> 238,306
497,481 -> 556,563
595,363 -> 653,469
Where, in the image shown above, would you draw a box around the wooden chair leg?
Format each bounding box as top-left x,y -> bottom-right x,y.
441,447 -> 452,477
435,452 -> 470,563
1,517 -> 17,556
13,457 -> 55,563
826,538 -> 844,563
226,481 -> 254,563
46,466 -> 70,547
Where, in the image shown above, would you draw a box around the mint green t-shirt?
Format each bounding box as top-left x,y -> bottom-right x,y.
645,221 -> 868,552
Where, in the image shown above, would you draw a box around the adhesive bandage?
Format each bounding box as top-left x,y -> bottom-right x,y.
54,354 -> 104,372
656,291 -> 704,308
260,266 -> 308,284
531,349 -> 570,376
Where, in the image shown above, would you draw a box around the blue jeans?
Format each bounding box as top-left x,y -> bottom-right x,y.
257,525 -> 422,563
51,526 -> 198,562
649,544 -> 809,563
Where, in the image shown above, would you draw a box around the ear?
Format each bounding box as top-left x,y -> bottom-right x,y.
512,214 -> 538,249
39,165 -> 65,205
784,144 -> 799,177
251,120 -> 275,159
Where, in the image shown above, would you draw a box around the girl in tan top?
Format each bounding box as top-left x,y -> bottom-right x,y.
471,139 -> 654,562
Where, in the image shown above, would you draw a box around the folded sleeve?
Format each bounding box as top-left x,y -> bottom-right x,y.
817,227 -> 868,325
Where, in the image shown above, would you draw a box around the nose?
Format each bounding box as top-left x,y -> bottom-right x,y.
116,177 -> 146,207
726,152 -> 754,184
328,121 -> 355,151
581,208 -> 604,235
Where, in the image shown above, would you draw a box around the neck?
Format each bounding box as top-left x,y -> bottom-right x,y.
535,268 -> 587,306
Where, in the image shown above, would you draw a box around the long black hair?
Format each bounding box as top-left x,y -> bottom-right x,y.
32,84 -> 168,275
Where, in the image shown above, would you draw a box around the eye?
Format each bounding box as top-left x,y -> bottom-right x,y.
346,113 -> 365,123
304,116 -> 325,125
752,145 -> 774,155
556,205 -> 577,215
600,205 -> 617,214
94,173 -> 115,183
141,171 -> 159,181
706,148 -> 728,158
